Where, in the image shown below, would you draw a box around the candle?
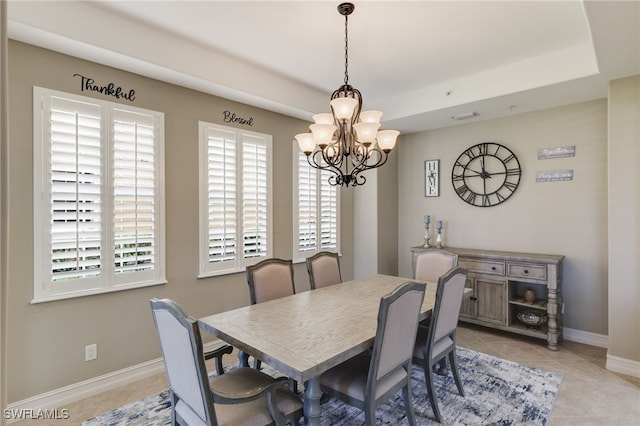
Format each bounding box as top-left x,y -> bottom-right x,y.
424,215 -> 430,223
436,220 -> 443,229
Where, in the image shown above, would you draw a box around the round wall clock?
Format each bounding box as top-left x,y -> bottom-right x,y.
451,142 -> 521,207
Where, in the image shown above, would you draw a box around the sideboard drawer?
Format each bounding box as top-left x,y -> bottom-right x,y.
508,263 -> 547,280
459,259 -> 506,276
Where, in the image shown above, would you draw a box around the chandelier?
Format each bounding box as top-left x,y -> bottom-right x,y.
295,2 -> 399,187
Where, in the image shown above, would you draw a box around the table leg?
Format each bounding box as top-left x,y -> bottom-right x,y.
237,350 -> 250,367
304,378 -> 322,426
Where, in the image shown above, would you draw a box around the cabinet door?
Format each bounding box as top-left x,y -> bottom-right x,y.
459,276 -> 475,319
475,277 -> 506,325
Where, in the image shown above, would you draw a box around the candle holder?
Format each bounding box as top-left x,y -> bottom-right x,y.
435,220 -> 443,248
422,222 -> 431,248
436,227 -> 443,248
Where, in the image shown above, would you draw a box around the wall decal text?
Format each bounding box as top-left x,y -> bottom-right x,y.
73,73 -> 136,102
223,110 -> 253,126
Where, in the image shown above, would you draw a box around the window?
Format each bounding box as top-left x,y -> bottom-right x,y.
198,122 -> 272,277
293,144 -> 340,262
33,87 -> 165,302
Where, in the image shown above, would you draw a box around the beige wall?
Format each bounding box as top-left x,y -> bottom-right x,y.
397,100 -> 609,334
5,40 -> 355,402
607,75 -> 640,366
352,151 -> 398,278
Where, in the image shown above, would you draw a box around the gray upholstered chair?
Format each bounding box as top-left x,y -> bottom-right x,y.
306,251 -> 342,290
243,258 -> 296,371
413,248 -> 458,283
413,248 -> 458,327
247,258 -> 296,305
412,266 -> 468,423
318,281 -> 427,426
149,298 -> 303,426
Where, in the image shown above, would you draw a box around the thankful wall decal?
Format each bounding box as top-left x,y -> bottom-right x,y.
73,73 -> 136,102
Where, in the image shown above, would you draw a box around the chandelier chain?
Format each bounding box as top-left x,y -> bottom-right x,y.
344,13 -> 349,85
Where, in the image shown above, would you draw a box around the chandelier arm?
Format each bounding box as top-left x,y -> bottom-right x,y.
306,150 -> 348,185
349,147 -> 390,175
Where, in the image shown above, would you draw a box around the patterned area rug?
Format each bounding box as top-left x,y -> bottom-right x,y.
82,347 -> 562,425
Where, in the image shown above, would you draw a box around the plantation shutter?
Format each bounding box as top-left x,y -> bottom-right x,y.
297,151 -> 317,252
206,128 -> 237,264
319,169 -> 338,249
49,96 -> 103,282
294,149 -> 339,260
112,109 -> 157,280
34,87 -> 165,302
242,135 -> 268,259
198,122 -> 272,276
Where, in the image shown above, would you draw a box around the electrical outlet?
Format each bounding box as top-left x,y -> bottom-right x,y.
85,344 -> 97,361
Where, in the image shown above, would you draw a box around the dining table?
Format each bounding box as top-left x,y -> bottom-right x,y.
198,274 -> 452,425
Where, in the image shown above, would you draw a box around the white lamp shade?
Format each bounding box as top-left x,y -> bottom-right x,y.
295,133 -> 316,153
377,129 -> 400,151
359,110 -> 383,123
312,113 -> 335,124
353,122 -> 381,145
310,123 -> 337,146
330,97 -> 358,120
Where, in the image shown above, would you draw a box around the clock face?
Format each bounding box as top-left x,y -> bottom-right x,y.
451,142 -> 521,207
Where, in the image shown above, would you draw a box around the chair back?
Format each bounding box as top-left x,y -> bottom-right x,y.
369,281 -> 426,386
246,258 -> 295,304
429,267 -> 468,353
150,298 -> 217,425
306,251 -> 342,289
413,249 -> 458,282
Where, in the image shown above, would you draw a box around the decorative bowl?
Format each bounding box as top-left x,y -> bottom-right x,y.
517,310 -> 547,326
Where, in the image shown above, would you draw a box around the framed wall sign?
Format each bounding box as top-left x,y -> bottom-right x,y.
425,159 -> 440,197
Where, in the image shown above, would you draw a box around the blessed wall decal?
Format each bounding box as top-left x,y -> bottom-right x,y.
223,110 -> 253,126
73,73 -> 136,102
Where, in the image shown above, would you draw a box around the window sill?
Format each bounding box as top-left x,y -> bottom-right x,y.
31,279 -> 168,304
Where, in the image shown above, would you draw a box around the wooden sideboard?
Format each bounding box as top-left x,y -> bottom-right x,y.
411,246 -> 564,351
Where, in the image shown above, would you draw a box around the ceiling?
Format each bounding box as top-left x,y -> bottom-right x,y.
7,1 -> 640,133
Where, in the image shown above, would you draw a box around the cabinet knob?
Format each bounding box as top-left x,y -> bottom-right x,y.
491,266 -> 496,271
524,269 -> 529,274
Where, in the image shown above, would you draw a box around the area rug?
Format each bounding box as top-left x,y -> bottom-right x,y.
82,347 -> 562,425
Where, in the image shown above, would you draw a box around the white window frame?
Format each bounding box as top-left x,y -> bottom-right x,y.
33,87 -> 166,303
293,142 -> 340,263
198,122 -> 273,277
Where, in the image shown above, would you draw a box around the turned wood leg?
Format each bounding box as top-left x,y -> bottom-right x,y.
237,350 -> 250,367
304,378 -> 322,426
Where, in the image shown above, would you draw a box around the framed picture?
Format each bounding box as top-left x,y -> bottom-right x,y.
425,159 -> 439,197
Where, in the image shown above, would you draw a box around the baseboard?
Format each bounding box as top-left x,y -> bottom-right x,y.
606,353 -> 640,378
562,327 -> 608,348
5,340 -> 226,424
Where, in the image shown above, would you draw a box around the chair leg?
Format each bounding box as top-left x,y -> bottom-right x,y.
238,350 -> 250,368
402,381 -> 417,426
424,360 -> 442,423
449,349 -> 465,397
364,401 -> 377,426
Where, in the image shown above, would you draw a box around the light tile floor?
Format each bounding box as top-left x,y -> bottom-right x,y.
14,323 -> 640,425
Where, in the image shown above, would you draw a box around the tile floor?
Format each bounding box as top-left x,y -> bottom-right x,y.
13,323 -> 640,425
